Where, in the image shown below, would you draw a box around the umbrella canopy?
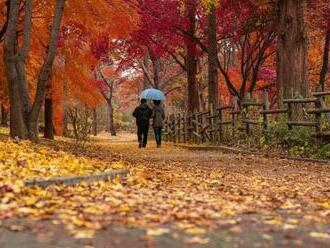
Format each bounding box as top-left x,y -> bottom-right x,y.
140,88 -> 165,101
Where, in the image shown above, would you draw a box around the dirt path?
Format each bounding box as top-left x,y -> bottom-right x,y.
1,136 -> 330,247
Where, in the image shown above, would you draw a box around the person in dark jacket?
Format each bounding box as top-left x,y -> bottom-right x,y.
152,100 -> 165,148
133,99 -> 153,148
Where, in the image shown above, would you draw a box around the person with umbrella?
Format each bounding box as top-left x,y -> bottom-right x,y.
152,100 -> 165,148
133,88 -> 166,148
132,98 -> 153,148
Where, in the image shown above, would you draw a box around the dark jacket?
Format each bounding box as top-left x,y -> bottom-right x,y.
152,105 -> 165,128
133,103 -> 152,126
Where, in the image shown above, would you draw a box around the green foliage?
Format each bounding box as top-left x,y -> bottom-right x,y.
316,144 -> 330,159
218,113 -> 330,159
264,115 -> 319,157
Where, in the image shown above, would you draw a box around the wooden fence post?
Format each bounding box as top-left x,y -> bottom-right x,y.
314,87 -> 322,136
209,104 -> 214,143
218,101 -> 223,142
243,93 -> 251,135
183,113 -> 187,143
170,114 -> 175,142
232,96 -> 239,136
201,112 -> 205,143
262,91 -> 270,132
194,111 -> 199,144
287,103 -> 293,130
187,113 -> 192,143
174,114 -> 178,143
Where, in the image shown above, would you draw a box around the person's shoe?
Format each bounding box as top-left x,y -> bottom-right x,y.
157,144 -> 161,148
139,142 -> 143,148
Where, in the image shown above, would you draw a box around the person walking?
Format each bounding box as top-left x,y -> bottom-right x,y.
133,99 -> 153,148
152,100 -> 165,148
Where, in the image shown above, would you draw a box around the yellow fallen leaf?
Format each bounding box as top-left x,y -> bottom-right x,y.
282,224 -> 297,230
72,229 -> 95,239
287,218 -> 298,225
310,232 -> 330,239
185,227 -> 206,235
184,236 -> 210,244
175,222 -> 195,230
265,219 -> 282,225
262,234 -> 273,240
221,209 -> 234,216
9,224 -> 24,231
119,205 -> 131,212
85,221 -> 102,230
322,202 -> 330,209
146,228 -> 170,236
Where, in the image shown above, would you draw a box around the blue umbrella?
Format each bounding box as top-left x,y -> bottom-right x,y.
140,88 -> 165,101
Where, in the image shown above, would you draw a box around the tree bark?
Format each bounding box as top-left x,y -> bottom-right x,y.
92,108 -> 97,136
1,104 -> 8,126
44,78 -> 54,139
142,52 -> 151,89
98,67 -> 117,136
185,0 -> 199,112
0,0 -> 10,42
107,100 -> 116,136
28,0 -> 65,142
3,0 -> 27,138
319,29 -> 330,91
16,0 -> 33,123
44,97 -> 54,139
277,0 -> 308,100
4,0 -> 65,142
62,79 -> 69,136
207,5 -> 219,108
150,53 -> 160,89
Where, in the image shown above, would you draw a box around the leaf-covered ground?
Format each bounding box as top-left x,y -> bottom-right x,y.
0,131 -> 330,247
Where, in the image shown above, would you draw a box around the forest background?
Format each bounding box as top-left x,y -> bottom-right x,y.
0,0 -> 329,156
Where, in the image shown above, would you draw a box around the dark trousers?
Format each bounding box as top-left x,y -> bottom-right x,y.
137,125 -> 149,147
154,127 -> 162,146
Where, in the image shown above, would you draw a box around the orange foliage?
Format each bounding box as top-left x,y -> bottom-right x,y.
0,0 -> 138,133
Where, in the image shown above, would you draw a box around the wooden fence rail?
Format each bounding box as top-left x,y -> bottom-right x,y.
164,91 -> 330,144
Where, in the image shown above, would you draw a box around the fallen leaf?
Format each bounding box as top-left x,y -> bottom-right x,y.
146,228 -> 170,236
185,227 -> 207,235
184,236 -> 210,244
310,232 -> 330,239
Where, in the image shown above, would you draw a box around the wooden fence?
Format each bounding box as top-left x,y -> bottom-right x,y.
164,91 -> 330,144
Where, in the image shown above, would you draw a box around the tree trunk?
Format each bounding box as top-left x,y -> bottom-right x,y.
62,79 -> 69,136
199,92 -> 206,112
319,28 -> 330,91
4,0 -> 65,142
3,0 -> 27,138
1,104 -> 8,126
0,0 -> 10,42
107,100 -> 116,136
27,0 -> 65,142
277,0 -> 308,100
92,108 -> 97,136
207,5 -> 219,108
186,0 -> 199,112
150,53 -> 160,89
142,52 -> 151,89
16,0 -> 33,123
44,97 -> 54,139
